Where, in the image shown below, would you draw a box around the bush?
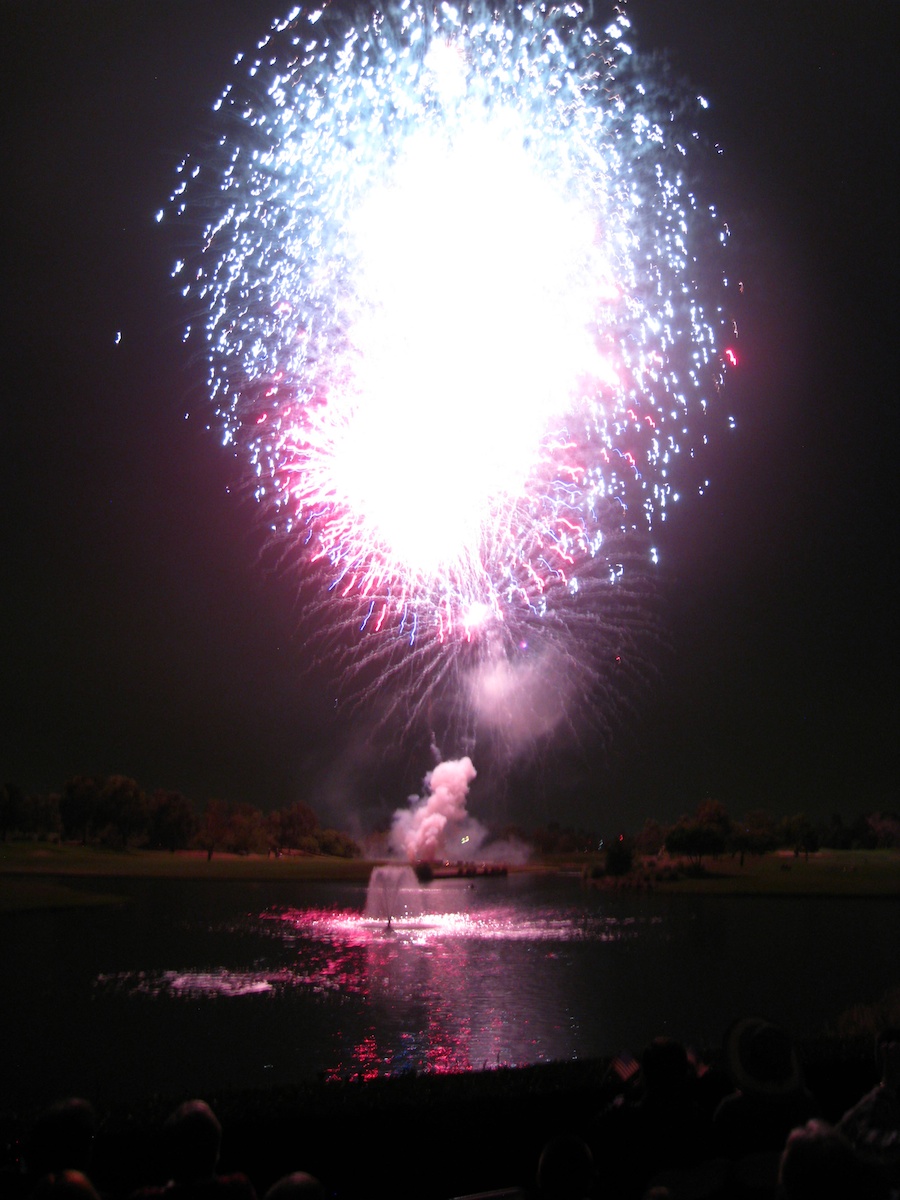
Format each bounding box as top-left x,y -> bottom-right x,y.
605,836 -> 634,876
316,829 -> 361,858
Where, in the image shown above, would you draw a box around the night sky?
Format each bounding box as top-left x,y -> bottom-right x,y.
2,1 -> 896,837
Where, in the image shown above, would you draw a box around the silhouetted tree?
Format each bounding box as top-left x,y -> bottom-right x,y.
665,799 -> 731,868
695,798 -> 733,841
148,789 -> 196,851
0,783 -> 26,840
555,828 -> 583,854
605,833 -> 635,875
865,812 -> 900,848
59,775 -> 102,843
634,818 -> 666,857
729,808 -> 777,865
227,802 -> 268,855
666,818 -> 727,869
821,812 -> 853,850
850,812 -> 879,849
531,821 -> 563,855
17,791 -> 62,840
530,821 -> 598,855
778,813 -> 819,859
95,775 -> 148,847
269,800 -> 319,852
196,798 -> 231,861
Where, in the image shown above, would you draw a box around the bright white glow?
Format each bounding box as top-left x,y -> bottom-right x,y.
173,1 -> 734,654
327,117 -> 615,575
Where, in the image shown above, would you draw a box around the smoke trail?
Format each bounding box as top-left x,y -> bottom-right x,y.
391,756 -> 477,862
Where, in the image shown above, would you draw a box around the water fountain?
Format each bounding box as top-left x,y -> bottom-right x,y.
364,864 -> 424,926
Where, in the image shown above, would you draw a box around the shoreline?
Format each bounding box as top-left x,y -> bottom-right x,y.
1,843 -> 898,914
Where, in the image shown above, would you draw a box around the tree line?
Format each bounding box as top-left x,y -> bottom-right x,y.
655,800 -> 898,864
0,776 -> 360,859
1,777 -> 897,866
499,799 -> 900,873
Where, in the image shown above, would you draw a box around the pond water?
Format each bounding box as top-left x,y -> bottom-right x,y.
1,873 -> 897,1112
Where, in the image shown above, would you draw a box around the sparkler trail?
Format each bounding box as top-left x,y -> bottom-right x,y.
169,1 -> 737,753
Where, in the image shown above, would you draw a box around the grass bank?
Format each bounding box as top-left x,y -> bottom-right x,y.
0,843 -> 374,913
0,841 -> 373,879
631,847 -> 900,897
0,843 -> 897,913
540,846 -> 900,896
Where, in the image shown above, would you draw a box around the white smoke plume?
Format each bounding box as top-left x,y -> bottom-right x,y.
390,756 -> 477,861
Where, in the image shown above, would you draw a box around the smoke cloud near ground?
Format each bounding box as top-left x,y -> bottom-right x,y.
390,756 -> 479,861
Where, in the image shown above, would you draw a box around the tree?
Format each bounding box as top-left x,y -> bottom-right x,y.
729,808 -> 777,866
0,783 -> 26,840
866,812 -> 900,848
695,798 -> 733,841
777,813 -> 819,859
664,799 -> 731,870
531,822 -> 563,855
59,775 -> 102,843
17,791 -> 62,840
269,800 -> 319,853
96,775 -> 148,848
529,821 -> 598,855
821,812 -> 853,850
665,818 -> 727,869
604,833 -> 634,876
227,802 -> 268,855
196,798 -> 231,861
148,789 -> 196,852
634,818 -> 666,858
553,828 -> 582,854
850,812 -> 879,849
315,828 -> 360,858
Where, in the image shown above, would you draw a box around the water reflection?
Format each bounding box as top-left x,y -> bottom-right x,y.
95,969 -> 284,998
4,880 -> 895,1111
95,887 -> 660,1080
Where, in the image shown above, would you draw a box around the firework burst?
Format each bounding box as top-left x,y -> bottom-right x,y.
169,1 -> 736,751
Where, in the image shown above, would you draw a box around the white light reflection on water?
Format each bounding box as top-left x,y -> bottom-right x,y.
96,969 -> 283,998
97,903 -> 656,997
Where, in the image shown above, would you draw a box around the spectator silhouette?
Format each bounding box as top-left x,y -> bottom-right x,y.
535,1134 -> 595,1199
31,1169 -> 101,1200
23,1098 -> 97,1180
263,1173 -> 325,1200
837,1026 -> 900,1190
588,1038 -> 711,1198
130,1100 -> 256,1200
778,1118 -> 889,1199
711,1017 -> 818,1160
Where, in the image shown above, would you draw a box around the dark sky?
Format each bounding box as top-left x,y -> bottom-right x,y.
2,1 -> 896,836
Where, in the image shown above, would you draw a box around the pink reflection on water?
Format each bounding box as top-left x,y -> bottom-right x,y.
264,902 -> 635,1080
267,903 -> 639,944
93,898 -> 660,1081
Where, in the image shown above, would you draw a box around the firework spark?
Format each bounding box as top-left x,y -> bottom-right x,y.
170,1 -> 735,748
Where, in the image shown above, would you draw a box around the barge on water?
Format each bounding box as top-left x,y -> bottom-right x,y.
414,861 -> 508,882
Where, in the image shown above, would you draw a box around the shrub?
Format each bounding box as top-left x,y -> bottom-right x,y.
605,835 -> 634,876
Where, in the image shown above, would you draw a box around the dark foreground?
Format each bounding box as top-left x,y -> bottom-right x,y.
0,1040 -> 882,1200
